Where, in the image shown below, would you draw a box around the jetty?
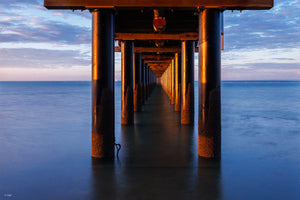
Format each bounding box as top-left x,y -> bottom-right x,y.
44,0 -> 274,160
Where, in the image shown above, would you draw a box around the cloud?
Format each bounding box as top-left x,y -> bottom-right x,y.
1,0 -> 300,81
0,0 -> 91,45
0,0 -> 42,6
273,58 -> 295,61
0,48 -> 90,68
222,62 -> 300,80
0,17 -> 91,44
224,62 -> 300,70
224,0 -> 300,50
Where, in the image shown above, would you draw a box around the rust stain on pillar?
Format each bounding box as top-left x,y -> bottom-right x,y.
91,10 -> 115,159
121,41 -> 134,125
198,9 -> 221,159
175,53 -> 181,112
134,53 -> 142,111
181,41 -> 194,125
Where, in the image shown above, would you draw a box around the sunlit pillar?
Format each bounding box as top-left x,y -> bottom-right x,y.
181,41 -> 194,125
198,9 -> 221,159
91,9 -> 115,159
134,53 -> 142,111
171,58 -> 175,105
121,41 -> 134,125
168,65 -> 171,99
175,53 -> 182,112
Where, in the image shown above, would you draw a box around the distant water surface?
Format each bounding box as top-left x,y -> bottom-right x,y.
0,81 -> 299,200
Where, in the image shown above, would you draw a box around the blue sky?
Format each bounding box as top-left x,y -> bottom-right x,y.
0,0 -> 299,81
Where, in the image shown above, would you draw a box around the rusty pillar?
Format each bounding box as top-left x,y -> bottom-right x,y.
121,41 -> 134,125
134,53 -> 142,111
181,41 -> 195,125
91,9 -> 115,159
171,58 -> 175,105
198,9 -> 221,159
175,53 -> 182,112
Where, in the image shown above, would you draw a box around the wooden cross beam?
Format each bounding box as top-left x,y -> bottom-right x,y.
148,62 -> 170,76
115,33 -> 198,41
145,60 -> 171,64
115,46 -> 198,53
142,54 -> 174,60
135,47 -> 181,53
45,0 -> 273,10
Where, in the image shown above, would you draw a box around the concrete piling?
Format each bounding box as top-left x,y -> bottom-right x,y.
134,53 -> 142,111
91,9 -> 115,159
198,9 -> 221,159
121,41 -> 134,125
181,41 -> 195,125
175,53 -> 182,112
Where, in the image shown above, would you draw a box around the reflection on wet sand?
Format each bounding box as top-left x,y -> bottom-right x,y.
91,85 -> 221,199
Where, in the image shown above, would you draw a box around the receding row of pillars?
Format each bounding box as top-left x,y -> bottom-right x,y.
121,41 -> 156,125
91,8 -> 221,160
160,40 -> 195,125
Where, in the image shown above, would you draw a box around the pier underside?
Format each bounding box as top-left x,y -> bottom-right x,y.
44,0 -> 273,160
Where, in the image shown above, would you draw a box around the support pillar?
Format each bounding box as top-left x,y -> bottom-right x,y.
141,60 -> 145,104
121,41 -> 134,125
171,58 -> 175,105
181,41 -> 195,125
168,64 -> 171,100
144,64 -> 148,101
175,53 -> 181,112
198,9 -> 221,159
91,9 -> 115,159
146,65 -> 150,98
134,53 -> 142,111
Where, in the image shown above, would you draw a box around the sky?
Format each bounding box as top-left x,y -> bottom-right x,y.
0,0 -> 300,81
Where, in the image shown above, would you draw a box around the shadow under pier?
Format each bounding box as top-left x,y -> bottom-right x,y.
92,85 -> 222,199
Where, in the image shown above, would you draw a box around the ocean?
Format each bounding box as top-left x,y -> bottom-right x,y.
0,81 -> 299,200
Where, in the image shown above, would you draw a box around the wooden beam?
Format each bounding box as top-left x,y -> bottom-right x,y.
148,65 -> 169,72
115,46 -> 198,53
45,0 -> 273,10
142,55 -> 174,60
148,64 -> 169,68
148,67 -> 169,70
145,60 -> 171,64
135,47 -> 181,53
147,62 -> 170,65
115,33 -> 198,41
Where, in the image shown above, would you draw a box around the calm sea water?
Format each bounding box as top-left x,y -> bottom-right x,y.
0,81 -> 299,200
